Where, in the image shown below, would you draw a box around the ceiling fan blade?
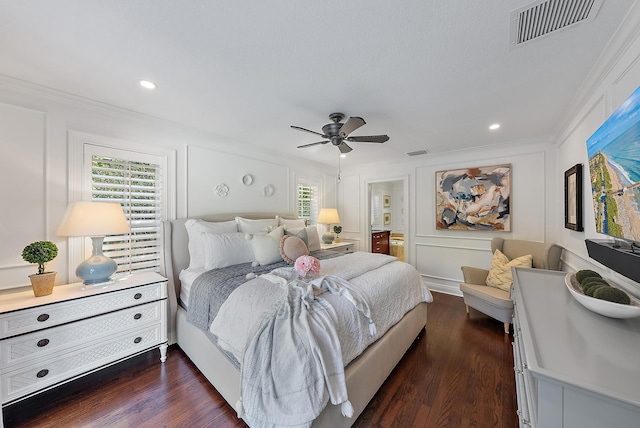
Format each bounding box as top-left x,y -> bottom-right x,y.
339,116 -> 365,137
291,125 -> 326,137
346,135 -> 389,143
338,142 -> 353,153
297,141 -> 329,149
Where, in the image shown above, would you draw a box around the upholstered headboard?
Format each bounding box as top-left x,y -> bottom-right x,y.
159,213 -> 298,343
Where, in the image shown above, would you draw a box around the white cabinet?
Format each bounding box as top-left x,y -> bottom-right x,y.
0,272 -> 168,406
511,268 -> 640,428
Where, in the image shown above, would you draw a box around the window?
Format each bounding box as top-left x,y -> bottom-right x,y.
91,155 -> 162,275
80,140 -> 169,277
297,181 -> 319,225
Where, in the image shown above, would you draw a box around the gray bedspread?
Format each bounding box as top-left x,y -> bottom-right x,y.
186,249 -> 342,345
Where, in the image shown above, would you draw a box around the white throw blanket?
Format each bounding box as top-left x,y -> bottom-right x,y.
238,275 -> 370,427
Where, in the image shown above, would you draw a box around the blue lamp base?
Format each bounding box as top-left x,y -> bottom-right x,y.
76,236 -> 117,285
322,231 -> 335,244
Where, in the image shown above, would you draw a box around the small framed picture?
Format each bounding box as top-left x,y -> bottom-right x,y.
384,212 -> 391,225
564,163 -> 583,231
383,195 -> 391,207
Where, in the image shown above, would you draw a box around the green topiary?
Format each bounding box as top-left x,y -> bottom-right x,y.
593,287 -> 631,305
576,269 -> 601,284
22,241 -> 58,275
585,284 -> 610,297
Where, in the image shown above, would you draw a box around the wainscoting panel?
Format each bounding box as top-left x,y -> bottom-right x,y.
0,102 -> 46,289
339,174 -> 360,234
187,145 -> 290,217
415,241 -> 493,296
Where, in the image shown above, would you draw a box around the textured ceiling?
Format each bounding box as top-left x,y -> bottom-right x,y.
0,1 -> 634,167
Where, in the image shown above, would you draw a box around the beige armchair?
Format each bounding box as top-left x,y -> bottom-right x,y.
460,237 -> 562,334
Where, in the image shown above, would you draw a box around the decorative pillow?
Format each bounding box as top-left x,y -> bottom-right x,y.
277,216 -> 307,230
202,232 -> 254,270
236,217 -> 278,233
185,219 -> 238,270
247,226 -> 285,265
485,249 -> 533,291
305,226 -> 321,251
279,235 -> 309,264
285,227 -> 308,246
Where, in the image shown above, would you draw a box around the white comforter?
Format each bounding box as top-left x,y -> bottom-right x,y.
209,252 -> 432,427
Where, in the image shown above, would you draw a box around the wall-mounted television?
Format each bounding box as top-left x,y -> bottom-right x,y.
586,85 -> 640,244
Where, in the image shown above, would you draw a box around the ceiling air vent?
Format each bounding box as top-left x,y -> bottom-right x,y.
406,149 -> 429,157
510,0 -> 603,46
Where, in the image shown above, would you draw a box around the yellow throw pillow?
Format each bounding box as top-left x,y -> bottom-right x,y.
485,249 -> 533,291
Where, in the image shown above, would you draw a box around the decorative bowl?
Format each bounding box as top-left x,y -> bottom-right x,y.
565,273 -> 640,319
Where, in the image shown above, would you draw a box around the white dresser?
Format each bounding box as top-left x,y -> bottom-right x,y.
0,272 -> 168,408
511,268 -> 640,428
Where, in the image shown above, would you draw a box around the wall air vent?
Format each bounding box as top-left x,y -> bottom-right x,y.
406,149 -> 429,157
510,0 -> 603,47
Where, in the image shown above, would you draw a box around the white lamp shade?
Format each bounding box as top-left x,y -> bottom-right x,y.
56,202 -> 130,237
317,208 -> 340,225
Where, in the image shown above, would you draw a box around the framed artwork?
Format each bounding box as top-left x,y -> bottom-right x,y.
435,164 -> 511,231
384,212 -> 391,225
564,163 -> 583,231
383,195 -> 391,207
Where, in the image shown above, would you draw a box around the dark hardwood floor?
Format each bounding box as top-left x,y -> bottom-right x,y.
4,293 -> 517,428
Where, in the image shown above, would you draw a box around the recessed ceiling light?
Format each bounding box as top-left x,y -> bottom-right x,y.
139,80 -> 157,90
489,123 -> 500,130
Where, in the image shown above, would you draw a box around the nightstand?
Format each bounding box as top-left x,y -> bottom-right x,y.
0,272 -> 168,406
321,241 -> 354,253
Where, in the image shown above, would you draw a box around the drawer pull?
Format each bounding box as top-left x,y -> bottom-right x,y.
134,313 -> 142,320
36,369 -> 49,378
37,314 -> 50,322
134,293 -> 142,300
37,339 -> 50,348
134,337 -> 142,344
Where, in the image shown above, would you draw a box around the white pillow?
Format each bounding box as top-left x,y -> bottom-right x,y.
202,232 -> 255,270
305,226 -> 321,251
277,216 -> 307,230
248,226 -> 285,265
236,217 -> 278,233
185,219 -> 238,270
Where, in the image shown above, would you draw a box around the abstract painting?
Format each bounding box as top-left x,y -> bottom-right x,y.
435,164 -> 511,231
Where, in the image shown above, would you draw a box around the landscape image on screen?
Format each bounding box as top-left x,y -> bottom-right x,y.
587,86 -> 640,242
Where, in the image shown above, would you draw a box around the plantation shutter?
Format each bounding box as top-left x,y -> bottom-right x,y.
91,155 -> 162,275
297,182 -> 319,225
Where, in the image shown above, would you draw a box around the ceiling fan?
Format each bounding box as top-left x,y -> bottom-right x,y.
291,112 -> 389,154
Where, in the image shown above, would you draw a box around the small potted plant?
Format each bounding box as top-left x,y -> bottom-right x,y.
333,225 -> 343,243
22,241 -> 58,297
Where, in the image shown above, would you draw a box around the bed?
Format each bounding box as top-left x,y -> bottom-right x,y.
160,213 -> 431,427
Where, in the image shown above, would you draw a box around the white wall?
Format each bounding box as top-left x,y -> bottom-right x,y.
0,77 -> 334,289
555,3 -> 640,297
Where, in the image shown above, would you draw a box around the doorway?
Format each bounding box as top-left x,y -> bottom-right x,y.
367,177 -> 408,262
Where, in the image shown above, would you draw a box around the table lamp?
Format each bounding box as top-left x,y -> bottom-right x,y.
317,208 -> 340,244
57,201 -> 130,285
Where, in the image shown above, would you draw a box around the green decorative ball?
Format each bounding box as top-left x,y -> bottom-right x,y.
593,287 -> 631,305
576,269 -> 601,284
580,277 -> 609,291
585,284 -> 610,297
